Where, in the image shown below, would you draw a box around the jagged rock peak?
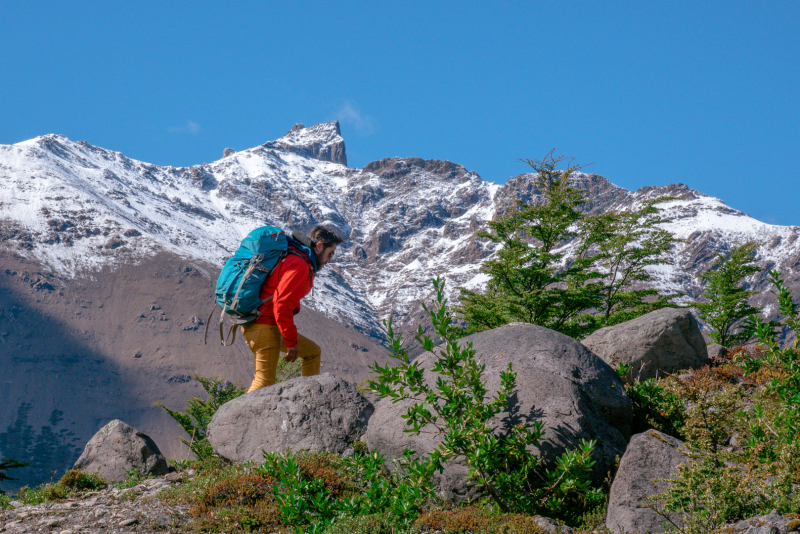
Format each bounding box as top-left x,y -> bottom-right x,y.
223,148 -> 236,157
264,121 -> 347,166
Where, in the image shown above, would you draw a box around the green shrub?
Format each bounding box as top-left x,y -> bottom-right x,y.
156,374 -> 245,461
370,277 -> 599,522
648,271 -> 800,534
413,503 -> 550,534
59,469 -> 106,491
276,353 -> 302,382
114,467 -> 152,489
260,446 -> 432,531
14,469 -> 106,505
326,514 -> 407,534
626,378 -> 686,439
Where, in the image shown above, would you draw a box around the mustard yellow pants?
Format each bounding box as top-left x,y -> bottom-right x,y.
241,323 -> 321,392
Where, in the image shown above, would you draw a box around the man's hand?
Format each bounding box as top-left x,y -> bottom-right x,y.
284,345 -> 299,362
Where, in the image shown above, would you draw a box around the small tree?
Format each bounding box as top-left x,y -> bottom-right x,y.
457,151 -> 604,338
0,458 -> 29,494
696,241 -> 762,347
156,375 -> 245,460
582,198 -> 682,327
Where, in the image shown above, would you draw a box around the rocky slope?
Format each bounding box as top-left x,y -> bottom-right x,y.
1,121 -> 798,492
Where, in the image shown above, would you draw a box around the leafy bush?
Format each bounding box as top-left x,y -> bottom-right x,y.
156,374 -> 245,461
744,270 -> 800,450
325,514 -> 409,534
371,277 -> 599,522
626,378 -> 686,439
653,456 -> 797,534
276,352 -> 302,382
114,467 -> 153,489
59,469 -> 106,491
260,447 -> 433,532
161,460 -> 280,533
647,271 -> 800,534
413,504 -> 550,534
14,469 -> 105,505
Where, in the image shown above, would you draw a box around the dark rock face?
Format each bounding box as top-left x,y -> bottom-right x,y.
223,148 -> 235,157
365,323 -> 632,501
606,429 -> 689,533
581,308 -> 709,380
72,420 -> 172,482
207,374 -> 373,463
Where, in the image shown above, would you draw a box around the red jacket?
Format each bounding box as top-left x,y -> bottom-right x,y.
255,250 -> 315,347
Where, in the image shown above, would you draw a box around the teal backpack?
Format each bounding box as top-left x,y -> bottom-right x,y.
205,226 -> 288,346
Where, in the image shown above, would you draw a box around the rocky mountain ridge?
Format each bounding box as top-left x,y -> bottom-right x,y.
3,121 -> 798,339
1,121 -> 799,492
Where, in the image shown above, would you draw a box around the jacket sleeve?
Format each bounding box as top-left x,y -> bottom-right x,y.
272,260 -> 309,347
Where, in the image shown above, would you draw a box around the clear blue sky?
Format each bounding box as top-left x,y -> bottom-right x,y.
2,1 -> 798,225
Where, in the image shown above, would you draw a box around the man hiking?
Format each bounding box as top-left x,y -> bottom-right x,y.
240,225 -> 343,392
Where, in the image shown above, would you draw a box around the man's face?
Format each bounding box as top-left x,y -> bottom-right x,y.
313,242 -> 337,269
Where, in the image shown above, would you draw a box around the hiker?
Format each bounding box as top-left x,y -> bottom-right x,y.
240,225 -> 343,392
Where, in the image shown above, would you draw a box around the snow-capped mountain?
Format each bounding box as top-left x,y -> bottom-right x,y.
2,121 -> 798,339
2,121 -> 799,492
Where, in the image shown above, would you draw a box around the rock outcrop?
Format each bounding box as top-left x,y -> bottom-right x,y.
365,323 -> 632,501
72,420 -> 172,482
581,308 -> 709,380
265,121 -> 347,166
207,374 -> 373,463
606,429 -> 690,533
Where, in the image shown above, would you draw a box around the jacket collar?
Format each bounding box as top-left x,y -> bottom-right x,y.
288,231 -> 317,273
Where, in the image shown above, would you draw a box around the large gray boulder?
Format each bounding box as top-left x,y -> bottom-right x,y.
606,429 -> 690,533
581,308 -> 709,380
365,323 -> 632,501
207,373 -> 373,463
72,420 -> 172,482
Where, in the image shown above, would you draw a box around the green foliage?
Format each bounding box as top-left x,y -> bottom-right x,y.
653,456 -> 797,534
277,352 -> 303,382
457,151 -> 680,338
582,197 -> 682,327
114,466 -> 154,489
696,241 -> 763,347
260,447 -> 433,532
626,378 -> 686,439
645,289 -> 800,534
371,277 -> 599,521
457,151 -> 605,338
156,374 -> 245,461
0,458 -> 29,494
58,469 -> 106,491
325,514 -> 411,534
740,270 -> 800,453
14,469 -> 106,505
159,459 -> 281,533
